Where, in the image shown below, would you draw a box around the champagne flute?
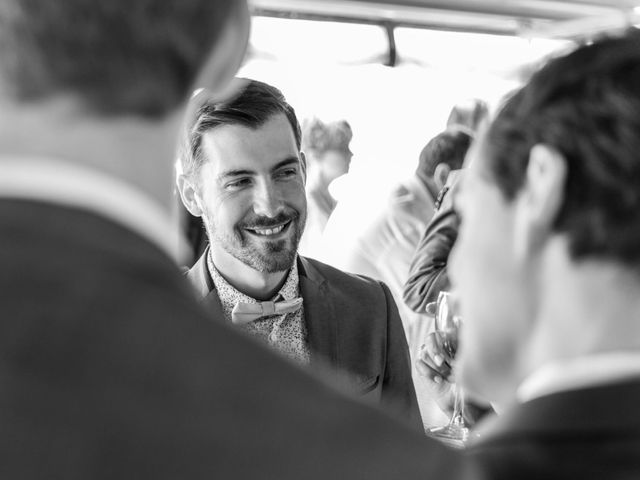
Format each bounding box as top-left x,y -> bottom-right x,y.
427,291 -> 470,448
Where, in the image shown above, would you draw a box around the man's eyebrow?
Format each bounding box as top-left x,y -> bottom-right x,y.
217,168 -> 255,182
215,157 -> 299,182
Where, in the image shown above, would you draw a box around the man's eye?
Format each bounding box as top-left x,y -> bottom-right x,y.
276,168 -> 297,179
226,178 -> 251,189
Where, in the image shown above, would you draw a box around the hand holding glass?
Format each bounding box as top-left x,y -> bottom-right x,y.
427,291 -> 470,447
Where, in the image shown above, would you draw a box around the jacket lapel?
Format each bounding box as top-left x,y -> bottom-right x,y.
298,256 -> 339,372
186,249 -> 225,321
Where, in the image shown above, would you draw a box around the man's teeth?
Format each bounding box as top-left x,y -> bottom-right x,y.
252,224 -> 285,236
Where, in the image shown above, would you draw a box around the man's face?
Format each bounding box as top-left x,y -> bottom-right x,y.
195,113 -> 307,274
449,135 -> 534,404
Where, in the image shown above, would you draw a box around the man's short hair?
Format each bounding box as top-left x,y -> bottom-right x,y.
181,79 -> 302,178
484,29 -> 640,265
0,0 -> 240,118
417,127 -> 473,179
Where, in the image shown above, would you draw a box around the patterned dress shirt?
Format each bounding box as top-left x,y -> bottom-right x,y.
207,253 -> 311,365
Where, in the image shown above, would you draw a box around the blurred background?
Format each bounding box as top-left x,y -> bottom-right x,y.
240,0 -> 640,201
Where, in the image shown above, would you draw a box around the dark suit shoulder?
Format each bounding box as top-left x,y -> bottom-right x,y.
299,255 -> 387,292
467,381 -> 640,479
298,255 -> 396,335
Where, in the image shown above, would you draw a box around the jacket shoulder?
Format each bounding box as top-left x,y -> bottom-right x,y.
300,256 -> 389,294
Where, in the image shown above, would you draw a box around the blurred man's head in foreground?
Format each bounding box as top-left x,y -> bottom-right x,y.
451,29 -> 640,405
0,0 -> 249,118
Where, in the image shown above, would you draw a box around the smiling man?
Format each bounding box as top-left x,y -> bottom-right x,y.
178,79 -> 421,428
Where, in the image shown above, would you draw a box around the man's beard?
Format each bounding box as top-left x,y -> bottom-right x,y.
205,210 -> 306,273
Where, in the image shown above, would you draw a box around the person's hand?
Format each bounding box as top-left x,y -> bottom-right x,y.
417,301 -> 495,425
415,302 -> 457,415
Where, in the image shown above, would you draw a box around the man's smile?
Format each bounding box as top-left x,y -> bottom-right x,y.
244,220 -> 292,238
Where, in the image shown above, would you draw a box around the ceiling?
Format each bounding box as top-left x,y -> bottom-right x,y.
249,0 -> 640,39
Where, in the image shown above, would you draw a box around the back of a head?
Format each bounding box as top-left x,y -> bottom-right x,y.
417,128 -> 473,180
301,117 -> 353,158
180,78 -> 302,179
485,28 -> 640,266
0,0 -> 243,118
446,98 -> 489,133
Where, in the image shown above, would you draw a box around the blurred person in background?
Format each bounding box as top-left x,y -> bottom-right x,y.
405,167 -> 495,429
446,97 -> 490,133
320,127 -> 472,427
0,1 -> 465,478
297,116 -> 353,257
177,78 -> 422,429
403,169 -> 463,313
403,99 -> 489,316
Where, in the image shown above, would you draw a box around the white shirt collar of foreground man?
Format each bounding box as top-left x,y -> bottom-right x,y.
0,156 -> 183,262
517,351 -> 640,403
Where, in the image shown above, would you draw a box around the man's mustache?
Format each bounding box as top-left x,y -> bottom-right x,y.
240,212 -> 298,229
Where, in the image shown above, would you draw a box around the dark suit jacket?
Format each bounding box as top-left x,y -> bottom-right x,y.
403,183 -> 458,314
187,251 -> 423,430
467,379 -> 640,479
0,199 -> 465,479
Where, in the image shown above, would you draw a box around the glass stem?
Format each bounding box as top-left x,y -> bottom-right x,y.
449,385 -> 467,430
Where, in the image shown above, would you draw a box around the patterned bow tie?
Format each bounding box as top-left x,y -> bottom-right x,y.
231,297 -> 303,325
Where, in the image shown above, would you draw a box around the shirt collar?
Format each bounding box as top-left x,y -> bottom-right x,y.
0,156 -> 182,261
517,351 -> 640,403
207,252 -> 300,313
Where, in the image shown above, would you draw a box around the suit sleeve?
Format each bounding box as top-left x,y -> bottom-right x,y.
379,281 -> 423,431
402,189 -> 459,314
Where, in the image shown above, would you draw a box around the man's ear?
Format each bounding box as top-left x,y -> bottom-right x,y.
300,151 -> 307,185
434,163 -> 451,191
177,174 -> 204,217
514,144 -> 567,258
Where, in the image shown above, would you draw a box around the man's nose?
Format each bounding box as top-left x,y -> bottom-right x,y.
253,181 -> 285,218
